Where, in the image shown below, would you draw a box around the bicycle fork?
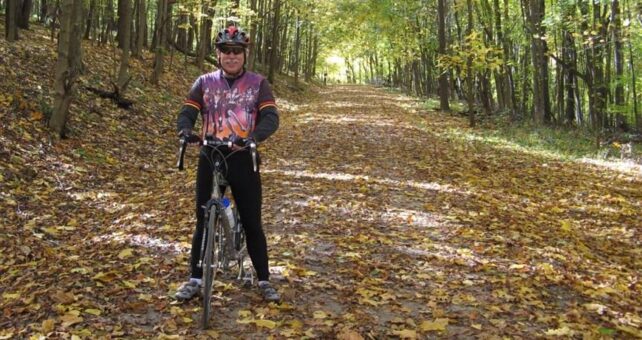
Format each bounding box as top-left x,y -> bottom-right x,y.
198,199 -> 221,269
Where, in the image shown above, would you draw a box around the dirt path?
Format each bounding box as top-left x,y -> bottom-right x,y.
2,85 -> 641,339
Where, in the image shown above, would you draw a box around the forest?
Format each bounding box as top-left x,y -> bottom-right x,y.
3,0 -> 642,136
1,0 -> 641,339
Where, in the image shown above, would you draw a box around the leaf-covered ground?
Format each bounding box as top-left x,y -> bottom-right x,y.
1,26 -> 642,339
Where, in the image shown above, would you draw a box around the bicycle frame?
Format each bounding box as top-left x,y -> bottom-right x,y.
177,138 -> 256,329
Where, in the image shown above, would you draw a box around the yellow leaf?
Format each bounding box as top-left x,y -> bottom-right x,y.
71,335 -> 81,340
545,326 -> 575,336
42,227 -> 60,236
471,323 -> 482,330
280,328 -> 299,337
67,309 -> 81,316
84,309 -> 102,316
313,310 -> 328,319
255,319 -> 277,329
337,329 -> 364,340
205,330 -> 219,337
42,319 -> 56,333
118,248 -> 134,259
238,310 -> 252,318
30,111 -> 44,121
2,292 -> 19,300
420,318 -> 449,331
392,329 -> 416,339
560,220 -> 572,232
122,280 -> 137,288
60,314 -> 83,328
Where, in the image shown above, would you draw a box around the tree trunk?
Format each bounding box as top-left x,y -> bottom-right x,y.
466,0 -> 475,127
248,0 -> 257,70
437,0 -> 450,111
84,0 -> 95,40
196,3 -> 213,70
49,0 -> 83,138
132,0 -> 145,58
612,0 -> 625,128
293,14 -> 301,83
116,0 -> 127,47
267,0 -> 280,83
101,0 -> 114,45
39,0 -> 47,23
151,0 -> 168,84
526,0 -> 551,124
17,0 -> 31,29
626,0 -> 639,129
116,0 -> 131,91
5,0 -> 19,41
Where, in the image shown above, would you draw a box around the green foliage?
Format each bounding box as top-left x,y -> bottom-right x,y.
438,31 -> 503,77
473,119 -> 604,160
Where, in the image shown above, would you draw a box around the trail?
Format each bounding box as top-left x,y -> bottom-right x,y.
2,83 -> 641,339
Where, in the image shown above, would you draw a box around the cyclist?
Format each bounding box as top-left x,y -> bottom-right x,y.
174,25 -> 280,303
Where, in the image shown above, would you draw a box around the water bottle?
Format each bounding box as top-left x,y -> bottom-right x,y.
221,197 -> 236,229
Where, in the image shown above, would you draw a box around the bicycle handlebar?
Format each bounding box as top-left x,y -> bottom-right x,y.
176,137 -> 257,172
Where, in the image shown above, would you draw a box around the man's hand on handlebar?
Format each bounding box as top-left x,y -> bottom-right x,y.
179,129 -> 201,146
231,136 -> 256,151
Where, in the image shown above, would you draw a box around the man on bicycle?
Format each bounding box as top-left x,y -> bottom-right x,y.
174,25 -> 280,303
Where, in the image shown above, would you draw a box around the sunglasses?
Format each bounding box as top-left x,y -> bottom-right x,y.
219,45 -> 245,55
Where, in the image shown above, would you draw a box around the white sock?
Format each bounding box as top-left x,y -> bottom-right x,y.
190,278 -> 202,285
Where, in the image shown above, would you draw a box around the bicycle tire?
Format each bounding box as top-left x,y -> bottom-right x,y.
201,207 -> 221,330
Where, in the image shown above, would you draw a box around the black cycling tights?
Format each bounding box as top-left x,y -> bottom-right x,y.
190,148 -> 269,281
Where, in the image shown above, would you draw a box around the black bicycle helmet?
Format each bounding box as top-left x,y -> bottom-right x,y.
215,26 -> 250,47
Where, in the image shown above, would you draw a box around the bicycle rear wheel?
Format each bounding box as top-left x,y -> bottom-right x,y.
201,208 -> 222,329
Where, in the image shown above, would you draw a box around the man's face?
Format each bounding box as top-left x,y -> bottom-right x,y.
217,44 -> 245,75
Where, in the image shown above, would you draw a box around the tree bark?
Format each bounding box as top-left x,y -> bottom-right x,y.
525,0 -> 551,124
267,0 -> 280,83
248,0 -> 257,70
5,0 -> 19,41
132,0 -> 145,58
437,0 -> 450,111
17,0 -> 32,29
151,0 -> 168,85
116,0 -> 127,47
293,14 -> 301,83
49,0 -> 83,138
116,0 -> 131,91
466,0 -> 475,127
83,0 -> 95,40
196,3 -> 213,70
612,0 -> 625,120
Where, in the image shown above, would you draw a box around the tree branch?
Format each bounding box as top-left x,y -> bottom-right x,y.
548,54 -> 589,84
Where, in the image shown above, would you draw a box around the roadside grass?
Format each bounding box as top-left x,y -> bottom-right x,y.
421,98 -> 640,161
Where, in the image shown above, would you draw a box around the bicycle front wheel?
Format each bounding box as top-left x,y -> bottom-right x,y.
201,208 -> 222,330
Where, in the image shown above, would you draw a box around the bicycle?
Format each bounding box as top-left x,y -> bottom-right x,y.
177,136 -> 258,329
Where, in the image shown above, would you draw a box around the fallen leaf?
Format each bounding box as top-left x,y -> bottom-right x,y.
313,310 -> 328,319
118,248 -> 134,259
255,319 -> 277,329
84,309 -> 102,316
420,318 -> 449,331
60,314 -> 83,328
392,329 -> 416,339
545,326 -> 575,336
337,329 -> 364,340
42,319 -> 56,333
